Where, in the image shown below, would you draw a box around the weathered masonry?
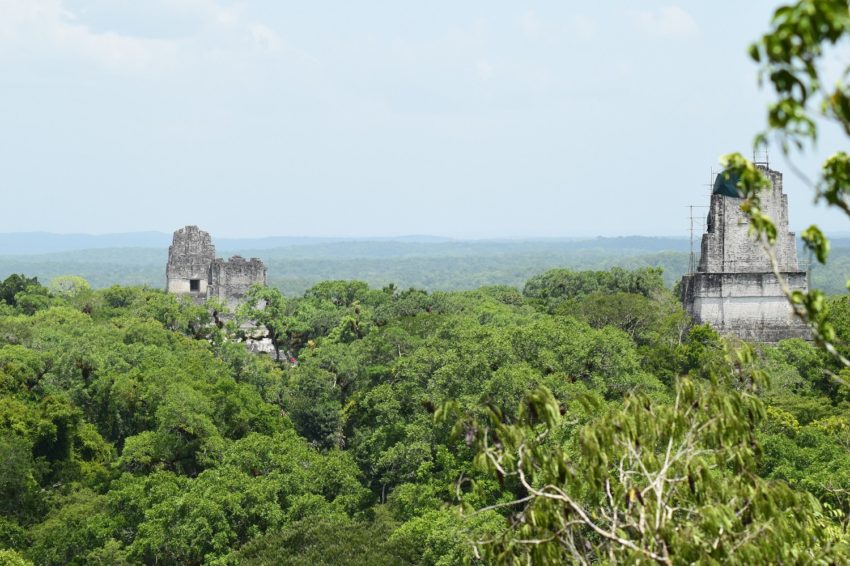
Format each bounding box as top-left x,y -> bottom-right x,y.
680,165 -> 810,343
166,225 -> 266,309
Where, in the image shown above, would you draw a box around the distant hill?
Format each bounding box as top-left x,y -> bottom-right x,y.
0,232 -> 464,255
0,232 -> 172,255
0,232 -> 691,256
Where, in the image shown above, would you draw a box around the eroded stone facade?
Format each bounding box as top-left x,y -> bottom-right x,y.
166,226 -> 266,309
209,256 -> 267,309
681,165 -> 810,342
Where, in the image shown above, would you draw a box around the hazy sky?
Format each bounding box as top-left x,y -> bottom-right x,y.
1,1 -> 847,238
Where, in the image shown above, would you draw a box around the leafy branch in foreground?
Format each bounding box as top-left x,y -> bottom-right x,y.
447,346 -> 845,564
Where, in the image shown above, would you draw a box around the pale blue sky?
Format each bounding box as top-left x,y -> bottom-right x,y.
1,1 -> 846,238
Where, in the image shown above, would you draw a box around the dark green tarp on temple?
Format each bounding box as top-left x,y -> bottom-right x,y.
713,170 -> 742,197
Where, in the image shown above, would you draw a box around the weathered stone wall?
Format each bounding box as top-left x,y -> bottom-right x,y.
166,225 -> 216,296
683,165 -> 809,343
698,167 -> 799,273
209,255 -> 267,309
681,272 -> 810,342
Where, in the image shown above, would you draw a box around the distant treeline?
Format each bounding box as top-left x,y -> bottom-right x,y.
0,237 -> 846,296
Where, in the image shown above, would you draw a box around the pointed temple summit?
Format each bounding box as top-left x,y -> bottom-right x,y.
166,225 -> 266,309
681,163 -> 810,343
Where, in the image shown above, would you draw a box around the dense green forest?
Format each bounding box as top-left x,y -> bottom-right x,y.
2,266 -> 850,564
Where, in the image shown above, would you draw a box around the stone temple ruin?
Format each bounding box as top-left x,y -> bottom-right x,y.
680,164 -> 810,343
166,225 -> 266,309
